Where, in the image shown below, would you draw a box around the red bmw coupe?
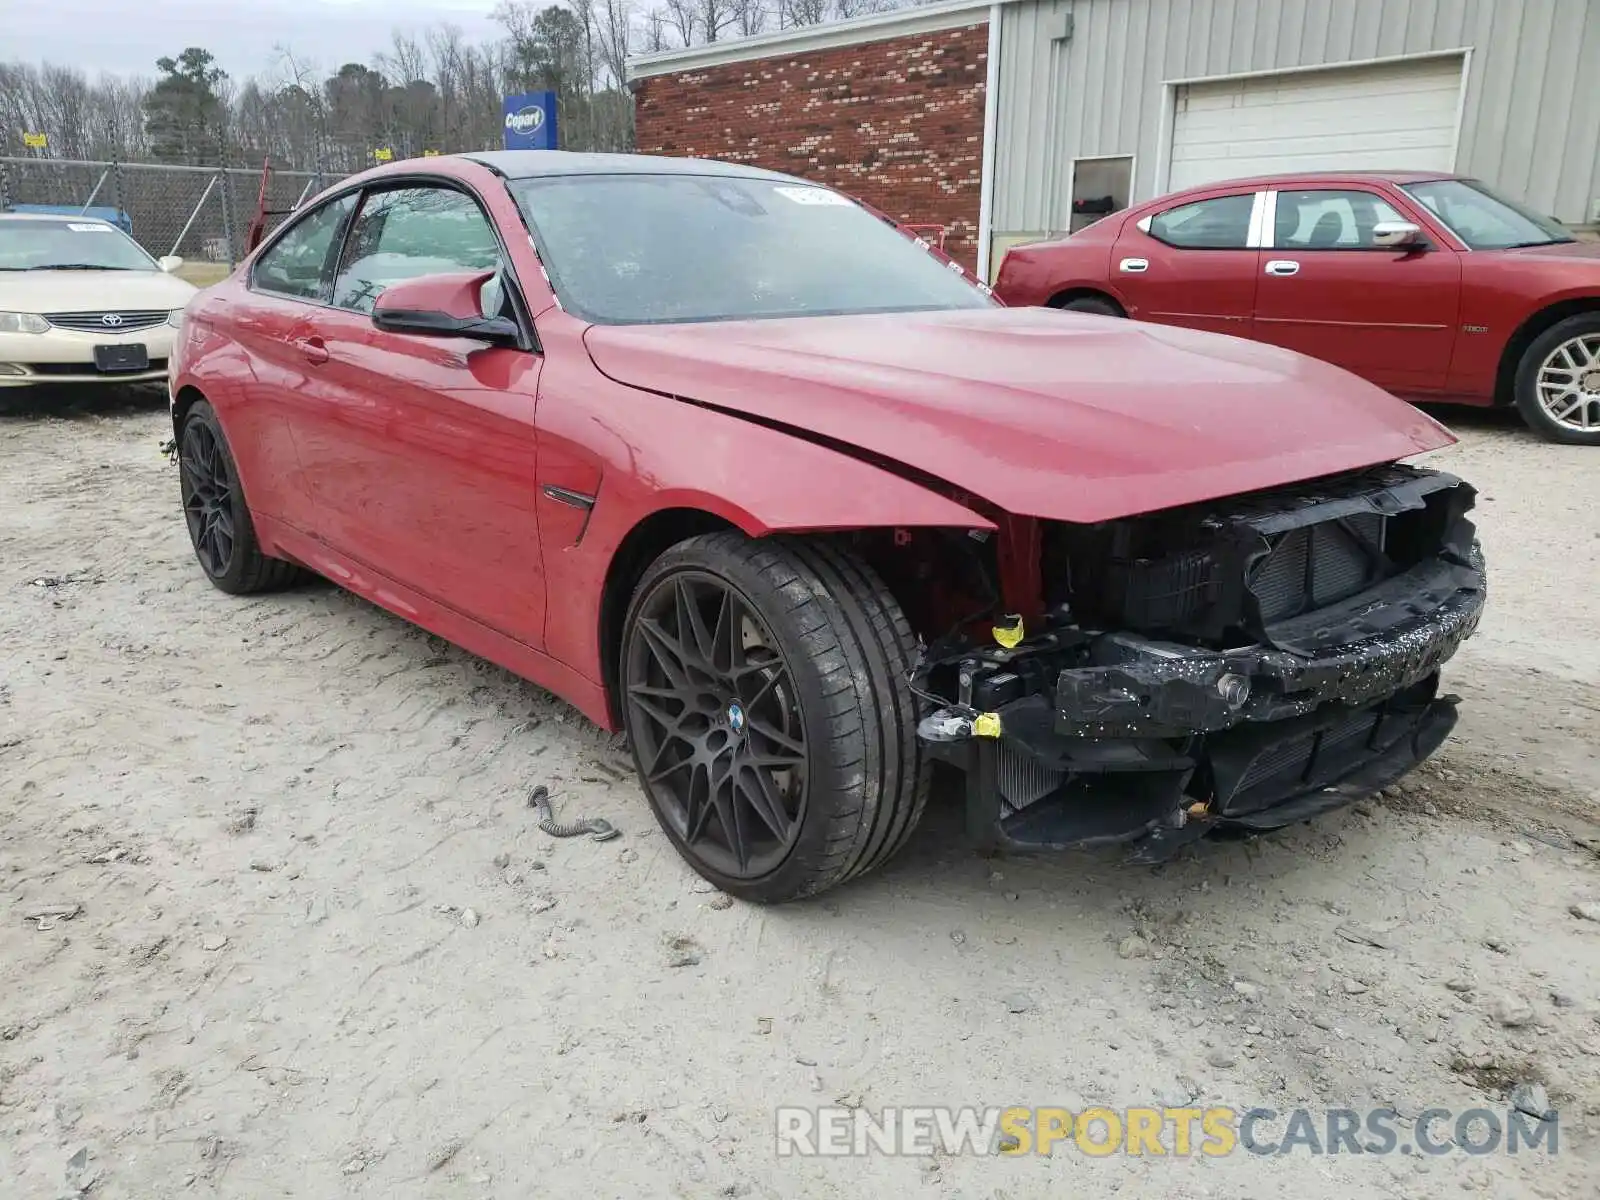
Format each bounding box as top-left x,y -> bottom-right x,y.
170,153 -> 1485,901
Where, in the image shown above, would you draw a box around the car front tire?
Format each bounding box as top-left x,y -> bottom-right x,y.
178,400 -> 304,593
619,532 -> 929,903
1514,313 -> 1600,445
1056,294 -> 1125,317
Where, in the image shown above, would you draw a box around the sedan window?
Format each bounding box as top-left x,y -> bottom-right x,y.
1146,194 -> 1257,249
1274,190 -> 1407,249
332,187 -> 502,315
1400,178 -> 1574,250
254,194 -> 357,301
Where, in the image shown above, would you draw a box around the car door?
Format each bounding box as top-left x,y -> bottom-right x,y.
1252,187 -> 1462,393
226,192 -> 358,526
1110,190 -> 1263,336
287,182 -> 549,647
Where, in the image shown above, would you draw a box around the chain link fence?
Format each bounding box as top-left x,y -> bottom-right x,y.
0,158 -> 345,278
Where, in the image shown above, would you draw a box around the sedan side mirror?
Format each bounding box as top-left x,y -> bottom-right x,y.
370,270 -> 521,346
158,255 -> 184,273
1371,221 -> 1426,249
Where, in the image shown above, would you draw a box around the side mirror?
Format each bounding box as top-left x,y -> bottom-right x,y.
370,270 -> 520,346
1371,221 -> 1425,249
158,255 -> 184,273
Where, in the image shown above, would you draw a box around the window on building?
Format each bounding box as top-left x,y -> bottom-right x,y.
1069,156 -> 1134,233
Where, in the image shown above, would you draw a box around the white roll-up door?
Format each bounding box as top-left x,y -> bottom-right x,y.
1168,56 -> 1465,191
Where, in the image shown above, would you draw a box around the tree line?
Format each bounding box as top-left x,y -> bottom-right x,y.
0,0 -> 907,173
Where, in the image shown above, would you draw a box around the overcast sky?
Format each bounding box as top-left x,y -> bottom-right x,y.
6,0 -> 505,79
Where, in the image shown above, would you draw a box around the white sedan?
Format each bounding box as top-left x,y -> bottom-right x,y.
0,213 -> 199,389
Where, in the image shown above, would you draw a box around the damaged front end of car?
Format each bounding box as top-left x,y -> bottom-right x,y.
899,464 -> 1486,861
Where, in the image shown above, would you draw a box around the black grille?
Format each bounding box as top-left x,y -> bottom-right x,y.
1219,705 -> 1381,815
44,310 -> 170,334
25,358 -> 167,376
1251,512 -> 1385,623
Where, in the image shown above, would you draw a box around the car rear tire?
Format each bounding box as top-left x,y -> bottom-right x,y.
1056,294 -> 1124,318
178,400 -> 304,594
619,532 -> 929,903
1513,313 -> 1600,445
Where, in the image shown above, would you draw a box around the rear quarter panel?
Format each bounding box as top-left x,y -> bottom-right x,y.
993,223 -> 1121,308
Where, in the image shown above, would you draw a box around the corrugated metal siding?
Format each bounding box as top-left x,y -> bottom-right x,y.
992,0 -> 1600,234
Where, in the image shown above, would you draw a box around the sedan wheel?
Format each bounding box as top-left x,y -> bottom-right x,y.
1515,315 -> 1600,445
620,533 -> 929,903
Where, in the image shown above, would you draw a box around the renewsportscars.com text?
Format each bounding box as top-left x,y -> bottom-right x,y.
775,1105 -> 1558,1158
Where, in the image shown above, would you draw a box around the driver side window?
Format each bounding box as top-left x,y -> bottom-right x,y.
253,194 -> 357,301
331,186 -> 503,315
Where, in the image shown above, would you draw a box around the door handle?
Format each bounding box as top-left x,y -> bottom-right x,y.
299,336 -> 329,365
1119,257 -> 1149,273
1264,260 -> 1300,277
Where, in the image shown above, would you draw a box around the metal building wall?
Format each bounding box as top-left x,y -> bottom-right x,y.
991,0 -> 1600,245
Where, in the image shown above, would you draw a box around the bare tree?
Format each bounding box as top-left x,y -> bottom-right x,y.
696,0 -> 740,42
779,0 -> 830,27
596,0 -> 634,86
643,7 -> 673,50
664,0 -> 698,47
733,0 -> 768,37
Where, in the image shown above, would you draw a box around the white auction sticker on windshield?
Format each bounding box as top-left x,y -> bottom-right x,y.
773,186 -> 852,207
67,223 -> 114,232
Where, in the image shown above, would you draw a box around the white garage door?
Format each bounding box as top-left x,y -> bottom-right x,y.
1168,57 -> 1465,191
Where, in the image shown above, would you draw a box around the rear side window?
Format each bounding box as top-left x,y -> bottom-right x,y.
332,187 -> 502,315
1274,189 -> 1406,249
253,194 -> 357,301
1147,194 -> 1256,249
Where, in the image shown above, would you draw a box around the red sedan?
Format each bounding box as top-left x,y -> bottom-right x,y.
994,172 -> 1600,445
170,153 -> 1485,901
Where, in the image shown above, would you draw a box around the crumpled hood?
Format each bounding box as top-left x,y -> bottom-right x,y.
583,307 -> 1454,523
0,268 -> 197,314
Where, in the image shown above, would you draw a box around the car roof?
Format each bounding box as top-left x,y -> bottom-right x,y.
460,150 -> 797,184
0,211 -> 115,223
1178,170 -> 1462,191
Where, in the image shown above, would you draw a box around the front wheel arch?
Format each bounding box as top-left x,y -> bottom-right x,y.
1046,287 -> 1127,316
599,508 -> 740,727
171,384 -> 209,441
1495,297 -> 1600,406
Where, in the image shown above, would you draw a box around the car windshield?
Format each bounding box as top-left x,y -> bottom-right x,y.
0,219 -> 157,270
507,173 -> 993,324
1400,179 -> 1575,250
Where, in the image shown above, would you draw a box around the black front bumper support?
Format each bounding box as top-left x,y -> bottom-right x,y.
921,549 -> 1484,862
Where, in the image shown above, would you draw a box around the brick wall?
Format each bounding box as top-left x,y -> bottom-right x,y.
633,23 -> 989,272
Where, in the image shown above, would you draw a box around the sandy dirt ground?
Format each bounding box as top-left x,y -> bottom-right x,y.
2,392 -> 1598,1199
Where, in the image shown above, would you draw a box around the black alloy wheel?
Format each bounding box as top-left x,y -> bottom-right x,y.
624,570 -> 808,880
180,418 -> 236,578
177,400 -> 304,594
620,533 -> 930,903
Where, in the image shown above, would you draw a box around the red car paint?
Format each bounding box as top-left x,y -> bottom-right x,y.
993,171 -> 1600,408
171,155 -> 1455,735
